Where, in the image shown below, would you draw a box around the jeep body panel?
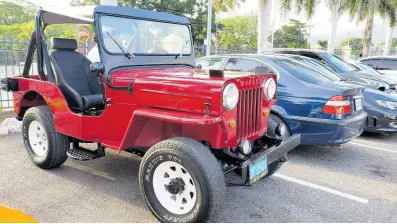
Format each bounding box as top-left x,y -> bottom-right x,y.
12,69 -> 276,151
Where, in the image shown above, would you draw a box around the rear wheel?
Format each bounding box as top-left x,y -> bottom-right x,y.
265,113 -> 291,177
139,137 -> 225,223
22,106 -> 69,169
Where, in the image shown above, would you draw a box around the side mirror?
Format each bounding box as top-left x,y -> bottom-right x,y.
90,62 -> 104,76
197,64 -> 202,69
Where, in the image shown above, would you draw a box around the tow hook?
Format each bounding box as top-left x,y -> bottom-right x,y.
277,156 -> 287,163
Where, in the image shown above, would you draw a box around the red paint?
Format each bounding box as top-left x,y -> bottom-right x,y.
12,67 -> 276,152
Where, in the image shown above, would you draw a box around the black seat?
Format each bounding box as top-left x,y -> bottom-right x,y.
49,38 -> 103,111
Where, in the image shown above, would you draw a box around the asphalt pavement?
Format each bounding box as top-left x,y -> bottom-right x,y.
1,132 -> 397,222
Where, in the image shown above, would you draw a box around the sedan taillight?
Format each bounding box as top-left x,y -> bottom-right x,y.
323,95 -> 351,115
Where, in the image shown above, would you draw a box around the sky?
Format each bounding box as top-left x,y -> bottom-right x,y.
28,0 -> 397,47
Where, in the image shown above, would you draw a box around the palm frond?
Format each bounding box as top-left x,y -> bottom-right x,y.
279,0 -> 293,13
303,0 -> 318,20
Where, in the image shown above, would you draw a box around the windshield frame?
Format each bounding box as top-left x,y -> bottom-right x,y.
98,14 -> 193,57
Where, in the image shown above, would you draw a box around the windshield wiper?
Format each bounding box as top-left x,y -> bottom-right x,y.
105,31 -> 135,59
176,40 -> 190,59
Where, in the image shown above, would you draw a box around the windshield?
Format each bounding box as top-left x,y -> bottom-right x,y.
100,16 -> 192,55
273,58 -> 335,84
291,57 -> 342,81
322,53 -> 357,73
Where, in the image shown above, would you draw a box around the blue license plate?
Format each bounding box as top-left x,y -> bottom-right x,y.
249,155 -> 268,184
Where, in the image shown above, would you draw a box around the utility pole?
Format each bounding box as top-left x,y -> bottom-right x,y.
206,0 -> 213,56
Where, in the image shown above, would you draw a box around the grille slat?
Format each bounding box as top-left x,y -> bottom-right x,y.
236,87 -> 262,140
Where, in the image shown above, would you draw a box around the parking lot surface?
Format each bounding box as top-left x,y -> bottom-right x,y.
1,132 -> 397,222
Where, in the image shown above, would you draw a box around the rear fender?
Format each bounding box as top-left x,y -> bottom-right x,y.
14,91 -> 48,119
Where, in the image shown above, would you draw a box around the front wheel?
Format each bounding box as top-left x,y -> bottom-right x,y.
265,113 -> 291,177
139,137 -> 225,223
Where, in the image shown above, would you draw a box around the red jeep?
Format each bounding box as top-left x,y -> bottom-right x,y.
1,6 -> 300,222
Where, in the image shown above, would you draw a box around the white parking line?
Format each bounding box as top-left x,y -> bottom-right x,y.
349,142 -> 397,154
273,173 -> 369,204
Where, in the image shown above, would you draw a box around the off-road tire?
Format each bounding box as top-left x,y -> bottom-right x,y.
139,137 -> 226,223
265,113 -> 291,177
22,106 -> 69,169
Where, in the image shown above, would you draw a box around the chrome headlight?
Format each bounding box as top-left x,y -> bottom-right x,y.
223,83 -> 239,110
239,139 -> 252,155
375,100 -> 397,110
262,78 -> 276,100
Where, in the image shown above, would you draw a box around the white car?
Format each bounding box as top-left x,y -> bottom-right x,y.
359,56 -> 397,82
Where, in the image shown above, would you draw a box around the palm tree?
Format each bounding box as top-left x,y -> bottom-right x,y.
214,0 -> 246,12
279,0 -> 340,53
384,0 -> 397,55
340,0 -> 396,57
384,18 -> 394,56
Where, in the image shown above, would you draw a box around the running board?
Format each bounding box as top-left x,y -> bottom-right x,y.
67,142 -> 105,161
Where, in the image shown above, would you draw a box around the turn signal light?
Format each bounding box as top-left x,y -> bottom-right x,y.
323,95 -> 351,115
229,119 -> 236,128
263,109 -> 270,116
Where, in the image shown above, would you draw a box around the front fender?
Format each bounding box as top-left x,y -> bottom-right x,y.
117,108 -> 226,154
271,104 -> 289,117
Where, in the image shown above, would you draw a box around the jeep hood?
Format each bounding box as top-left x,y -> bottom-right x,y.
108,67 -> 271,116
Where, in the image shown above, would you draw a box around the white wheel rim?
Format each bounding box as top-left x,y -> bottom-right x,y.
28,120 -> 48,157
152,161 -> 197,215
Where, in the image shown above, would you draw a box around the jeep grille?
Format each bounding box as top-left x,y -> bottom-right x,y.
236,87 -> 263,140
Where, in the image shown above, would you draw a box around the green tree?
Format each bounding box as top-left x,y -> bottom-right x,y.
317,40 -> 328,49
218,16 -> 257,49
214,0 -> 246,12
0,0 -> 35,25
279,0 -> 341,52
279,0 -> 319,20
338,37 -> 363,52
340,0 -> 397,57
273,19 -> 309,48
17,21 -> 35,42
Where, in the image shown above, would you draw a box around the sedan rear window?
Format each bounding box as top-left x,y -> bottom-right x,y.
322,53 -> 357,73
273,58 -> 334,84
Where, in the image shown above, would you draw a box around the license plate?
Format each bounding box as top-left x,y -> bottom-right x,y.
249,155 -> 268,185
354,98 -> 362,111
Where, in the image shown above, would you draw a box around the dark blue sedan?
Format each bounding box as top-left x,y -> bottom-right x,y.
197,55 -> 367,146
284,54 -> 397,133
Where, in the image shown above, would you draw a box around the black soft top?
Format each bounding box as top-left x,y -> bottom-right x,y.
94,5 -> 190,25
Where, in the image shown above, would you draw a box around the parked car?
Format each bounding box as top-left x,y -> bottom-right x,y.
348,60 -> 384,76
359,56 -> 397,81
197,55 -> 367,146
0,7 -> 301,223
273,49 -> 396,91
283,54 -> 397,133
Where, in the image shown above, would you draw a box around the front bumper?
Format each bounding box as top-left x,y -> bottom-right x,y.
365,115 -> 397,133
363,104 -> 397,133
224,134 -> 301,186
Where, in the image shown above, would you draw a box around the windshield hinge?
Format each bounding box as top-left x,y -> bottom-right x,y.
128,83 -> 134,95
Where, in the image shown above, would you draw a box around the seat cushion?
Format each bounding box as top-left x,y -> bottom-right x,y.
82,94 -> 103,109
